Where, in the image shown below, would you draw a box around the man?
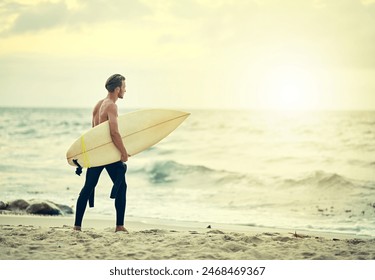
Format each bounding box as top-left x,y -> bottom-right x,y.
74,74 -> 130,233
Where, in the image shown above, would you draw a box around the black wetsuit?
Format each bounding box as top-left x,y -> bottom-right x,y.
74,161 -> 127,227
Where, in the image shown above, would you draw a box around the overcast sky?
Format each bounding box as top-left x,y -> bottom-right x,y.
1,0 -> 375,110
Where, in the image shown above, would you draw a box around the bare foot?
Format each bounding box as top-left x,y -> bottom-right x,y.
115,226 -> 129,233
73,226 -> 81,231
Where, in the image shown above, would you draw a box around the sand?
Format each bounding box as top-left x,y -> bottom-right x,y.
0,214 -> 375,260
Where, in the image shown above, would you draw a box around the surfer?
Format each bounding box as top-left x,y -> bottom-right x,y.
73,74 -> 130,233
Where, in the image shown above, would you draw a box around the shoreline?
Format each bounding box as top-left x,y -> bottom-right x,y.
1,214 -> 375,260
1,213 -> 373,239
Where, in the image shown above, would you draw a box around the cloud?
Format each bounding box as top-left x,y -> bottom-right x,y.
0,0 -> 152,36
68,0 -> 152,25
1,0 -> 375,69
169,0 -> 375,68
7,1 -> 68,34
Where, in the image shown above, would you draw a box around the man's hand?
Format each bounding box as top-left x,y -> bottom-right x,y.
121,153 -> 129,162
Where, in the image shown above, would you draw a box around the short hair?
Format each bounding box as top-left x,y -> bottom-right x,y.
105,74 -> 125,92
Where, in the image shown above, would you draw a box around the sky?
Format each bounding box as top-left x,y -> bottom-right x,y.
1,0 -> 375,110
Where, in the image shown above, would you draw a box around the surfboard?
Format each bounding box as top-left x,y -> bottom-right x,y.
66,109 -> 190,168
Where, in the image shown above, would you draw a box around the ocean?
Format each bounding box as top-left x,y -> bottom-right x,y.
0,107 -> 374,236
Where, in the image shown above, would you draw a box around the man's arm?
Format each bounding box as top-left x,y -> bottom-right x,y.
107,104 -> 128,162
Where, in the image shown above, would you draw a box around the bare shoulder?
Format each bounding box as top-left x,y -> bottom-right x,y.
93,99 -> 104,115
106,102 -> 118,116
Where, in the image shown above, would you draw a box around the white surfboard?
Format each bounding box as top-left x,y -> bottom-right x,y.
66,109 -> 190,168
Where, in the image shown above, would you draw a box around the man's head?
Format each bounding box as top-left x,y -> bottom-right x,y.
105,74 -> 126,98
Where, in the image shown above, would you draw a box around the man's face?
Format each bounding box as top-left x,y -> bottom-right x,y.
118,80 -> 126,99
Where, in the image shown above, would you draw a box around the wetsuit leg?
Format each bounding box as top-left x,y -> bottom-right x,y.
74,166 -> 104,227
106,162 -> 127,226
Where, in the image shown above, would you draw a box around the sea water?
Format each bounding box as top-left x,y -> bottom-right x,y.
0,107 -> 374,236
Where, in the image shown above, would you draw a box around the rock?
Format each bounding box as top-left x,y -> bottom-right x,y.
207,229 -> 225,234
7,199 -> 30,211
0,201 -> 8,210
1,198 -> 74,216
26,201 -> 62,216
55,203 -> 74,215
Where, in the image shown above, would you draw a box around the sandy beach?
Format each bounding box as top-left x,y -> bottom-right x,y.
1,214 -> 374,260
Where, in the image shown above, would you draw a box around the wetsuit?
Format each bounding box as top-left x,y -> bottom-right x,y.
74,161 -> 127,227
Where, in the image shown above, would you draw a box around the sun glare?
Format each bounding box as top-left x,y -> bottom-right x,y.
258,63 -> 320,111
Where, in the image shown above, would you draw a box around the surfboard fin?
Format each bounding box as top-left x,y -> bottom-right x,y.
72,159 -> 82,176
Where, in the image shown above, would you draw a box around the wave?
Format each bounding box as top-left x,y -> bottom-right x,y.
283,170 -> 358,189
10,128 -> 37,136
131,160 -> 265,189
133,160 -> 216,184
132,160 -> 375,193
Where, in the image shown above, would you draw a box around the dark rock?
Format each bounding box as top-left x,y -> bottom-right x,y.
26,201 -> 62,216
7,199 -> 30,211
1,198 -> 74,216
207,229 -> 225,234
55,203 -> 74,215
0,201 -> 8,210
